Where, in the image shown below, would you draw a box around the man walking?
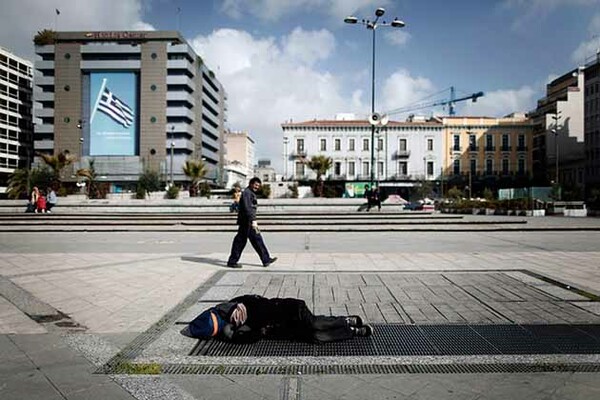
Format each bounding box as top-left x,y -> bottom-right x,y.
227,177 -> 277,268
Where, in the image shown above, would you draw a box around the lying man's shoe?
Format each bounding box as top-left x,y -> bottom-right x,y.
346,315 -> 363,327
263,257 -> 278,267
352,324 -> 373,337
227,262 -> 242,269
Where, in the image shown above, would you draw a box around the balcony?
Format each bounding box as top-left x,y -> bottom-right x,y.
451,146 -> 461,152
468,146 -> 478,152
392,150 -> 411,159
501,145 -> 512,152
291,150 -> 307,159
484,146 -> 495,152
517,146 -> 528,152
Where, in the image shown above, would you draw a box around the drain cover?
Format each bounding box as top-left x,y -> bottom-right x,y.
190,324 -> 600,357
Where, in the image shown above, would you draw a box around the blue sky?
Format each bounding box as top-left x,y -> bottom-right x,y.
2,0 -> 600,168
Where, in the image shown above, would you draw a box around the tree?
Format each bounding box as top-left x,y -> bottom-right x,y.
7,167 -> 54,199
37,152 -> 75,188
182,159 -> 207,197
33,29 -> 57,46
306,155 -> 333,197
76,159 -> 100,199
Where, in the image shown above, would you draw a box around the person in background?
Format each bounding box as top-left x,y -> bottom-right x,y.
370,187 -> 382,211
227,177 -> 277,268
46,187 -> 57,213
230,185 -> 241,213
26,186 -> 40,213
36,189 -> 47,213
183,294 -> 373,344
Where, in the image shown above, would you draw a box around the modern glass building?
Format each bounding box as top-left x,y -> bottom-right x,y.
34,31 -> 226,190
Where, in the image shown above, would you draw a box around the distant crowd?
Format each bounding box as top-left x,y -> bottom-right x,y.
26,186 -> 57,213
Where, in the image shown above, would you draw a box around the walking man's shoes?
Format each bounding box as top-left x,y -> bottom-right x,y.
263,257 -> 278,267
227,262 -> 242,269
346,315 -> 363,327
353,324 -> 373,337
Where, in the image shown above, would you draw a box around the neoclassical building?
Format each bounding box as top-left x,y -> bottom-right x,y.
281,117 -> 444,184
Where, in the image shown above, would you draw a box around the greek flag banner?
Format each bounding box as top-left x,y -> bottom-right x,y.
97,86 -> 134,128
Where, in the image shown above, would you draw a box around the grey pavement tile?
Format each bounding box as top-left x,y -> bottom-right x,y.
64,381 -> 137,400
172,375 -> 280,400
0,369 -> 65,400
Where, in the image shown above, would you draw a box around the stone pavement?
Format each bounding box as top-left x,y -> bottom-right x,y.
2,250 -> 600,399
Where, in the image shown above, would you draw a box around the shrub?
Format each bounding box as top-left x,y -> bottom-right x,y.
137,170 -> 162,195
135,185 -> 146,199
166,185 -> 180,199
257,184 -> 271,199
199,182 -> 211,198
288,183 -> 299,198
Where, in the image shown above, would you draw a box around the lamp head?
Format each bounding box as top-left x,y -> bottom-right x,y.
375,7 -> 385,17
344,16 -> 358,24
391,18 -> 405,28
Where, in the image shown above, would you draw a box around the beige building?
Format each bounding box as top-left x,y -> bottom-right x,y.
441,115 -> 534,186
223,130 -> 255,187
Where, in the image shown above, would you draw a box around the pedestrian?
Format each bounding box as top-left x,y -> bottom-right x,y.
371,187 -> 382,211
183,294 -> 373,344
227,177 -> 277,268
46,187 -> 57,213
36,189 -> 47,213
229,185 -> 241,213
364,184 -> 373,211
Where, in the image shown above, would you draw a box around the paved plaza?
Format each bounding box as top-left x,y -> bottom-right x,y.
2,227 -> 600,399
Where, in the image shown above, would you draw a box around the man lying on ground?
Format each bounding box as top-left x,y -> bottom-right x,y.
182,294 -> 373,343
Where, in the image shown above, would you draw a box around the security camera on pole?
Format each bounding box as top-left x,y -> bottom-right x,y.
345,7 -> 405,188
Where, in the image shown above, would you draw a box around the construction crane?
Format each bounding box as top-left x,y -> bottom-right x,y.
384,86 -> 484,117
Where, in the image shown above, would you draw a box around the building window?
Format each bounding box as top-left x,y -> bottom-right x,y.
362,138 -> 369,151
427,138 -> 433,151
377,138 -> 383,151
348,161 -> 355,176
334,162 -> 341,175
362,161 -> 369,176
453,159 -> 460,175
320,138 -> 327,151
453,135 -> 460,151
427,161 -> 434,176
469,134 -> 477,151
295,162 -> 305,177
470,159 -> 476,174
486,134 -> 494,151
399,138 -> 407,151
518,134 -> 525,150
399,161 -> 408,176
348,138 -> 355,151
486,159 -> 493,175
518,158 -> 525,174
296,138 -> 304,153
377,161 -> 384,177
334,138 -> 341,151
502,134 -> 509,151
502,158 -> 509,175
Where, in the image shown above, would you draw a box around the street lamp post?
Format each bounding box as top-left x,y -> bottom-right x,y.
169,141 -> 175,187
551,111 -> 562,199
345,7 -> 405,188
283,137 -> 289,180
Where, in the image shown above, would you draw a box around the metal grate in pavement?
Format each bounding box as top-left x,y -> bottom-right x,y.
189,324 -> 600,357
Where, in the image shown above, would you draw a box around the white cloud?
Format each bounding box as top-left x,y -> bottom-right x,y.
384,30 -> 411,47
571,13 -> 600,64
281,27 -> 336,66
1,0 -> 153,59
462,86 -> 536,116
191,28 -> 355,169
380,69 -> 436,115
220,0 -> 391,22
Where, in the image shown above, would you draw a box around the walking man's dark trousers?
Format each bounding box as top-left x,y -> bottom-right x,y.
228,221 -> 271,265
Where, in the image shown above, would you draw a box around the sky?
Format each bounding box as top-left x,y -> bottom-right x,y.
2,0 -> 600,170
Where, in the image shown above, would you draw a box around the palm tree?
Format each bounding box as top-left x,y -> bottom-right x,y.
33,29 -> 57,46
182,159 -> 207,197
306,155 -> 333,197
76,159 -> 99,198
7,167 -> 53,199
37,151 -> 75,188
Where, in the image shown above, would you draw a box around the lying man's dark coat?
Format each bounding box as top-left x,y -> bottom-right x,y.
211,294 -> 354,343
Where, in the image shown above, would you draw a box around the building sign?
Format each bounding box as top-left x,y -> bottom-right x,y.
89,72 -> 138,156
84,32 -> 147,40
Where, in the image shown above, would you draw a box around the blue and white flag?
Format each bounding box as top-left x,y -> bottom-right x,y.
97,86 -> 134,128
